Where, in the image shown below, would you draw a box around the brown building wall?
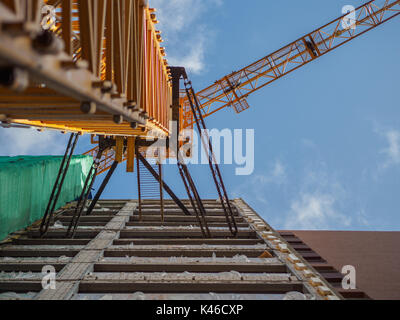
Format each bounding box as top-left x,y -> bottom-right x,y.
287,231 -> 400,300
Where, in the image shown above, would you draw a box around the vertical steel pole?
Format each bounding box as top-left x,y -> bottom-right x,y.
158,160 -> 164,223
135,140 -> 142,221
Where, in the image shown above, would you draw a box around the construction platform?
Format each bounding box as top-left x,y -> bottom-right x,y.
0,199 -> 343,300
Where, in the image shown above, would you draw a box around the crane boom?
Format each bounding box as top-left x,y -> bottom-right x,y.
181,0 -> 400,129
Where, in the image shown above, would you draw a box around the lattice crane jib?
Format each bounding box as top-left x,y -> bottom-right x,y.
180,0 -> 400,130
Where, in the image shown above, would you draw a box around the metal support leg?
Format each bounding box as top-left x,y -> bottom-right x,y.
135,141 -> 142,221
158,162 -> 165,223
184,79 -> 238,237
40,133 -> 79,237
85,160 -> 119,216
178,161 -> 211,238
66,148 -> 105,238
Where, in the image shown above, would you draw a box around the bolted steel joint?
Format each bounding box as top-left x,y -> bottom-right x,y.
0,67 -> 29,92
80,102 -> 97,115
32,30 -> 64,54
92,80 -> 115,94
61,60 -> 89,71
113,115 -> 124,124
140,111 -> 149,120
124,101 -> 137,110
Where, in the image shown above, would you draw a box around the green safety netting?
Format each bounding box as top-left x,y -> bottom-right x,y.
0,155 -> 93,241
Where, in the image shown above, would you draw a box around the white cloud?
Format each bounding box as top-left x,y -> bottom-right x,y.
282,165 -> 353,230
284,192 -> 351,230
300,138 -> 316,149
150,0 -> 222,74
232,156 -> 364,231
167,30 -> 206,74
0,127 -> 68,156
232,159 -> 286,207
150,0 -> 205,33
272,161 -> 286,179
380,129 -> 400,168
356,209 -> 370,227
253,159 -> 287,186
151,0 -> 223,33
211,0 -> 224,6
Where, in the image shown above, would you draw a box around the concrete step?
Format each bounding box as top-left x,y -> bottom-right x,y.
94,260 -> 286,273
130,215 -> 244,223
126,222 -> 249,228
119,230 -> 257,239
113,238 -> 265,246
103,248 -> 268,258
78,279 -> 303,294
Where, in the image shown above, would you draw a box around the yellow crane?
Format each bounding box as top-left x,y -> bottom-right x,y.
1,0 -> 398,238
89,0 -> 400,174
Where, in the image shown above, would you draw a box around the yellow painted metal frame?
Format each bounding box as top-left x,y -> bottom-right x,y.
0,0 -> 172,137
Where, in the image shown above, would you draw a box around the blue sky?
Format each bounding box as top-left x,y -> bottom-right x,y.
1,0 -> 400,231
